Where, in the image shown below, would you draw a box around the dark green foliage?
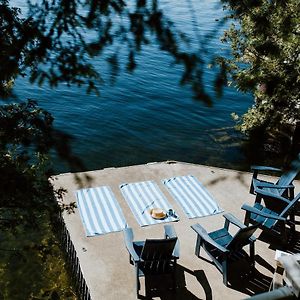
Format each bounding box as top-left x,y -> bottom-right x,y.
0,100 -> 78,298
1,0 -> 226,103
221,0 -> 300,156
0,100 -> 75,226
0,1 -> 224,298
1,0 -> 298,295
0,212 -> 77,300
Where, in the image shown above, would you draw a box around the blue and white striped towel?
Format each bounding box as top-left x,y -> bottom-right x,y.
120,180 -> 179,227
76,186 -> 127,236
163,175 -> 223,219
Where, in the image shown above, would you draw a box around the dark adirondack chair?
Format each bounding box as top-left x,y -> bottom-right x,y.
123,225 -> 179,297
191,213 -> 258,286
250,153 -> 300,200
242,189 -> 300,245
246,286 -> 296,300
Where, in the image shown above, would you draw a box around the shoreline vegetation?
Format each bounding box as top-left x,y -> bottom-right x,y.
0,0 -> 298,298
0,211 -> 77,299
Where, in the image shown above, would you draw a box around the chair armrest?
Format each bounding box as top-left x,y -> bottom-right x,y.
191,224 -> 229,253
164,224 -> 180,258
164,224 -> 177,238
251,166 -> 282,172
255,182 -> 294,189
123,228 -> 140,262
254,189 -> 291,204
241,204 -> 286,221
251,166 -> 282,181
223,213 -> 256,242
223,213 -> 246,229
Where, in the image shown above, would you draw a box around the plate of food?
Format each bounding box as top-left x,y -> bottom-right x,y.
149,208 -> 166,219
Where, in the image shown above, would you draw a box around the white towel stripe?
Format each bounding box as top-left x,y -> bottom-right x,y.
171,178 -> 202,218
94,187 -> 117,232
120,181 -> 179,227
180,176 -> 212,215
84,189 -> 105,233
135,182 -> 156,225
103,187 -> 126,230
76,186 -> 127,236
163,175 -> 223,219
124,183 -> 147,225
164,178 -> 194,217
89,188 -> 111,233
185,176 -> 217,212
123,181 -> 162,226
77,189 -> 99,234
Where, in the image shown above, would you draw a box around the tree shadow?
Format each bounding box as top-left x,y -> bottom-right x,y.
139,264 -> 212,299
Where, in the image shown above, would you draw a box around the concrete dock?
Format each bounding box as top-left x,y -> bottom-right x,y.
51,161 -> 300,300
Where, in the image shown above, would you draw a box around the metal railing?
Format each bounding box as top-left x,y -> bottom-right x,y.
54,211 -> 92,300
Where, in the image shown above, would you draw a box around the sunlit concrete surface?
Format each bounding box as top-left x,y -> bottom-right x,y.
51,161 -> 300,300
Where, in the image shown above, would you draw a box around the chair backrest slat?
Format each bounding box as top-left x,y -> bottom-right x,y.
277,155 -> 300,186
227,225 -> 258,251
141,237 -> 177,261
279,193 -> 300,218
140,237 -> 177,273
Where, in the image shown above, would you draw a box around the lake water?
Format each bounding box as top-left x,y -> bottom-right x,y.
8,0 -> 254,173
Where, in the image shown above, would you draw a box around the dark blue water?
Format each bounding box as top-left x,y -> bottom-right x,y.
9,0 -> 253,173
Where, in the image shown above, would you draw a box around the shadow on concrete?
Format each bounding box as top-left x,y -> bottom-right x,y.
286,231 -> 300,253
139,264 -> 212,299
256,229 -> 300,254
255,254 -> 275,273
194,253 -> 272,297
228,268 -> 272,297
194,269 -> 213,300
205,175 -> 228,187
140,257 -> 273,299
205,169 -> 250,192
226,256 -> 273,296
234,172 -> 251,190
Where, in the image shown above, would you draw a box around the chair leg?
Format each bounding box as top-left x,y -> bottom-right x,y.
249,181 -> 254,194
195,235 -> 201,257
250,242 -> 255,270
244,212 -> 250,226
279,223 -> 289,246
172,260 -> 177,291
250,243 -> 254,263
222,260 -> 228,286
286,217 -> 296,245
249,171 -> 258,194
135,267 -> 140,297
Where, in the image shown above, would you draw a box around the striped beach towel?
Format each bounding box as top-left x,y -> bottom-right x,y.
76,186 -> 127,236
163,175 -> 223,219
120,180 -> 179,227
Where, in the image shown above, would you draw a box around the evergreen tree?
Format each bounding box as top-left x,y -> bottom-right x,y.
221,0 -> 300,155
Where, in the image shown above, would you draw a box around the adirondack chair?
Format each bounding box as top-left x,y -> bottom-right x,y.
242,189 -> 300,245
249,153 -> 300,200
246,286 -> 296,300
123,225 -> 179,297
191,213 -> 258,286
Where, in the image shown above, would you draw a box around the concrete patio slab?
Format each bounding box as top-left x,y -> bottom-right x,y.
51,161 -> 300,300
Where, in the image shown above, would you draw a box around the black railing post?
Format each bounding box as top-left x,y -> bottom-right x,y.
53,211 -> 92,300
